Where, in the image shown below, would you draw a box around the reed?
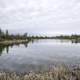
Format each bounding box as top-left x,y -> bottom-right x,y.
0,64 -> 80,80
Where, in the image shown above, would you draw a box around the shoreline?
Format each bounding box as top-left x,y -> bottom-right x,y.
0,39 -> 30,45
0,38 -> 80,46
0,64 -> 80,80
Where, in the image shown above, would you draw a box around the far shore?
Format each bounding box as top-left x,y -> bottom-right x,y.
0,38 -> 80,46
0,39 -> 30,45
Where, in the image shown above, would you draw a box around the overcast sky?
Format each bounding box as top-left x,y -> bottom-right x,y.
0,0 -> 80,35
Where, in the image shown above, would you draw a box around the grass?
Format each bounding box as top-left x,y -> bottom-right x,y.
0,39 -> 29,46
0,64 -> 80,80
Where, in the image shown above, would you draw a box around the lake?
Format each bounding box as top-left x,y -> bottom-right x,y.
0,39 -> 80,73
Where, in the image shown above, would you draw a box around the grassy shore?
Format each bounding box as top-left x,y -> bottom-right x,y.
0,39 -> 29,45
0,64 -> 80,80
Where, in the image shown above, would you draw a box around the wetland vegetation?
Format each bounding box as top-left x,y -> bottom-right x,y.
0,64 -> 80,80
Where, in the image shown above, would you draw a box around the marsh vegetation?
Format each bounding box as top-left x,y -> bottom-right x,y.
0,64 -> 80,80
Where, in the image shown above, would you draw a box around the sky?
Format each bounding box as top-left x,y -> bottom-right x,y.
0,0 -> 80,36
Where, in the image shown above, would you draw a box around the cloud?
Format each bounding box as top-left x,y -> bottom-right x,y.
0,0 -> 80,35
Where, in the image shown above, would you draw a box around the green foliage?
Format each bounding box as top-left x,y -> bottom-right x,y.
56,34 -> 80,40
0,29 -> 28,41
0,28 -> 80,41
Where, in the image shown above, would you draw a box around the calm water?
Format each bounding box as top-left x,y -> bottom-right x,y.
0,39 -> 80,72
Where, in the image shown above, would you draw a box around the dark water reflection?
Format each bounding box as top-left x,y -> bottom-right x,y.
0,42 -> 29,55
0,39 -> 80,73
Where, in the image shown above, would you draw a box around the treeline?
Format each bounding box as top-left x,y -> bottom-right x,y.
56,34 -> 80,40
0,29 -> 29,41
0,29 -> 52,41
30,36 -> 55,39
0,28 -> 80,41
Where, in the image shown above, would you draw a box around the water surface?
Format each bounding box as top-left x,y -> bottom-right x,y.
0,39 -> 80,72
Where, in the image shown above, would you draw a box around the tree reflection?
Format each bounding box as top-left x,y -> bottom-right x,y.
0,45 -> 12,55
0,41 -> 31,56
0,45 -> 5,56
